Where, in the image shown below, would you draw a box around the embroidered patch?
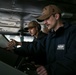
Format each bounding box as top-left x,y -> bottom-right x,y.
57,44 -> 65,50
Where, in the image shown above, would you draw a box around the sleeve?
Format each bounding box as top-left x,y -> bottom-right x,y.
13,37 -> 46,57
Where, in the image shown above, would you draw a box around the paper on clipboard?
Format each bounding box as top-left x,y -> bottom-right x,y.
0,34 -> 9,48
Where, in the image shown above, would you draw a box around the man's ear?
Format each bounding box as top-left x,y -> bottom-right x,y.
55,13 -> 60,20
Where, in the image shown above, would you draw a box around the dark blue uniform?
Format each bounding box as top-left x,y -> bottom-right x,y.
14,22 -> 76,75
27,31 -> 47,65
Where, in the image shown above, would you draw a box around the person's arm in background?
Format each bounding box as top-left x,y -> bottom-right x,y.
6,35 -> 47,57
7,39 -> 22,50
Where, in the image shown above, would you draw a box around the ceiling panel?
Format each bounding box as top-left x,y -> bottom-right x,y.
0,0 -> 76,23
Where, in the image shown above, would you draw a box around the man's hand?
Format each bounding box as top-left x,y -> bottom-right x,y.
8,39 -> 17,46
6,39 -> 16,50
6,39 -> 22,50
36,66 -> 48,75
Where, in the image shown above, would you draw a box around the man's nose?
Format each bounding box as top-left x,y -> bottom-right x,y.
44,20 -> 48,25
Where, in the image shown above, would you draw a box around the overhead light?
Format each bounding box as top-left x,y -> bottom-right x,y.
32,14 -> 40,17
61,12 -> 73,18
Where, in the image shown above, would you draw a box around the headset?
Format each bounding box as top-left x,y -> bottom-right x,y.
37,23 -> 41,31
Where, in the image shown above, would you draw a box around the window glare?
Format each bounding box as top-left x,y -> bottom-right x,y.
5,35 -> 34,42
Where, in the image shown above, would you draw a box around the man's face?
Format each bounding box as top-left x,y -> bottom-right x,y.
43,14 -> 57,30
28,27 -> 38,36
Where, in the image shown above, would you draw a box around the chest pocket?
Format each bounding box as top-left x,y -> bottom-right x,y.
55,35 -> 67,60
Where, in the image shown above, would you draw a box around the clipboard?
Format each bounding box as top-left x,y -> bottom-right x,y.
0,34 -> 9,48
